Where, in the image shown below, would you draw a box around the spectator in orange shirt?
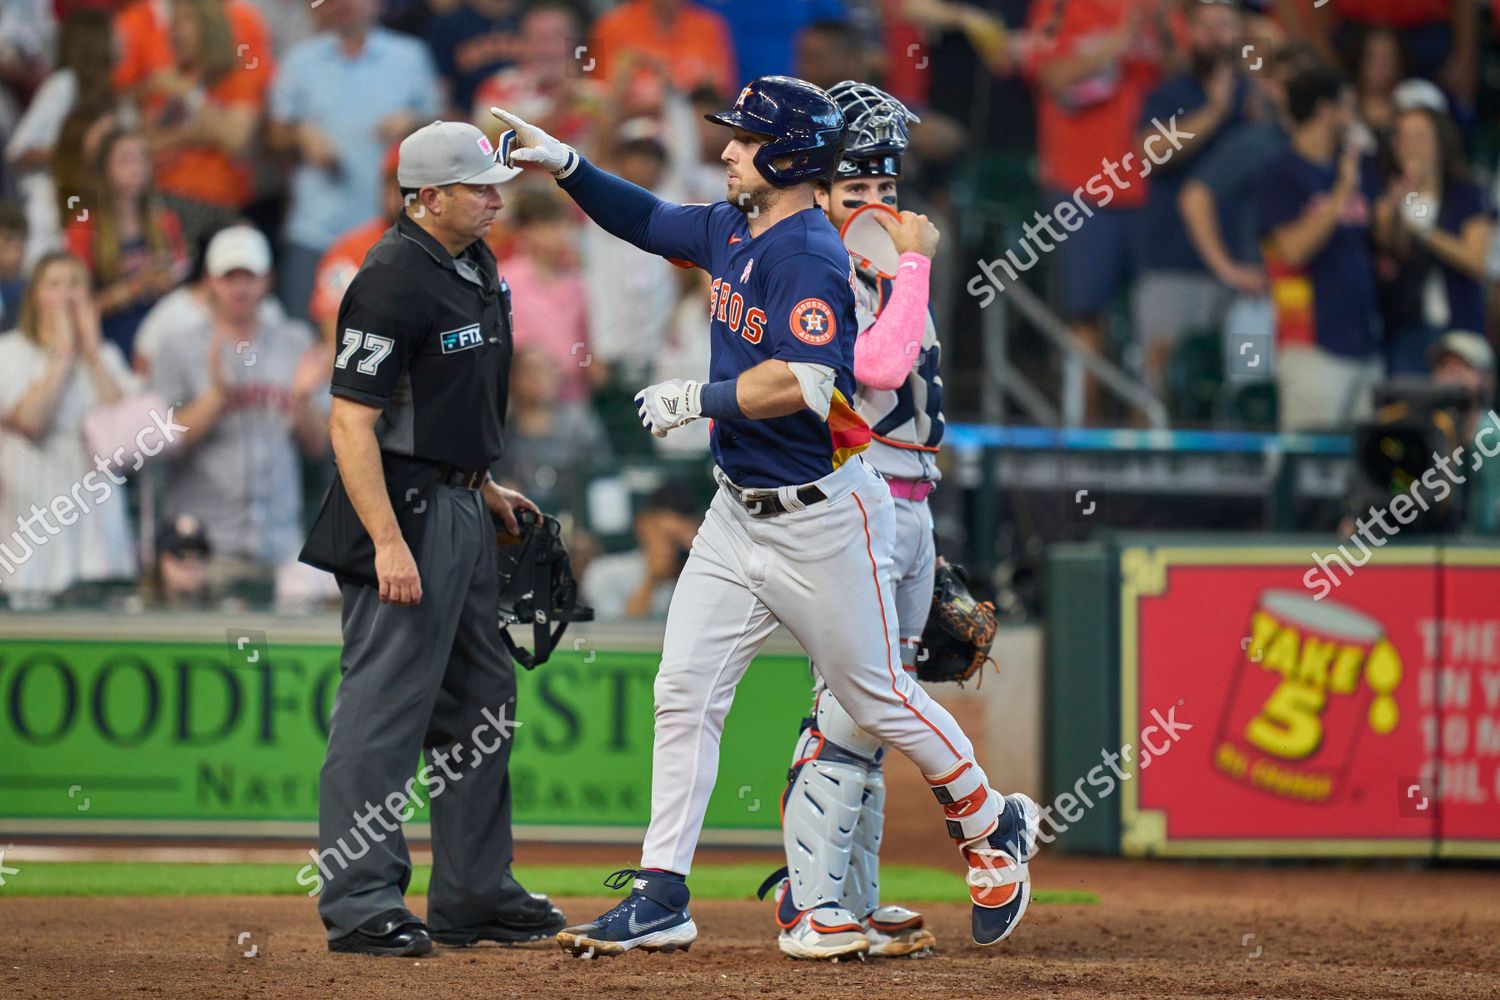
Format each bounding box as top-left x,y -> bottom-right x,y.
1018,0 -> 1183,423
591,0 -> 737,113
114,0 -> 274,98
308,145 -> 403,345
64,126 -> 190,361
132,0 -> 274,253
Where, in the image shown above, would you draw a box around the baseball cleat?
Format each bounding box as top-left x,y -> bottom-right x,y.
862,905 -> 936,958
556,868 -> 697,959
778,907 -> 871,961
964,792 -> 1040,946
769,877 -> 869,961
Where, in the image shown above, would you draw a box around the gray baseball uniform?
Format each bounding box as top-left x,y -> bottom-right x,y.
151,315 -> 314,566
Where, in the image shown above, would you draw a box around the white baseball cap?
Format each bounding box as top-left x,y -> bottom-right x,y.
1394,79 -> 1450,115
398,120 -> 521,188
205,225 -> 272,277
1430,330 -> 1496,374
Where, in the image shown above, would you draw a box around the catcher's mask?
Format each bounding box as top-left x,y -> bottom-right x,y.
494,509 -> 593,669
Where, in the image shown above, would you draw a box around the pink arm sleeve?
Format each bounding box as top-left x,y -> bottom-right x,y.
852,252 -> 931,391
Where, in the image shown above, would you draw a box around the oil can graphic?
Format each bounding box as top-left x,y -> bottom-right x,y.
1214,590 -> 1403,803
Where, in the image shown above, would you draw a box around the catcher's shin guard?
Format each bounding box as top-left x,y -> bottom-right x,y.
781,689 -> 881,911
841,756 -> 885,920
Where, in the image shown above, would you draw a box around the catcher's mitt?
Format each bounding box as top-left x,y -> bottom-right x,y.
915,562 -> 999,684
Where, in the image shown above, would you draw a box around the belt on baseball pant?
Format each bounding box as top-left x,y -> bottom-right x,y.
437,465 -> 487,490
714,468 -> 828,518
884,477 -> 935,502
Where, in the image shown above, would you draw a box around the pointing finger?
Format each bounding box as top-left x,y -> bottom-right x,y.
490,107 -> 525,129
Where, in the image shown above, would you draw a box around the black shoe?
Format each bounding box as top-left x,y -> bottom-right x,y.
431,893 -> 567,946
329,909 -> 434,957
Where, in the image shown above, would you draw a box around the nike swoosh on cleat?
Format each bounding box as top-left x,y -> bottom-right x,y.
627,911 -> 679,936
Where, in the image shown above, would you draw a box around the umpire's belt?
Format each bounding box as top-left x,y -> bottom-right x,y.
438,465 -> 487,490
714,467 -> 827,519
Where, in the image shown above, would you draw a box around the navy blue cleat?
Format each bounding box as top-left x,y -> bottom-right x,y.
556,869 -> 697,958
963,793 -> 1040,946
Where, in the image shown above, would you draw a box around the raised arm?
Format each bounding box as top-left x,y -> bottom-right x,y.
556,157 -> 666,251
1263,147 -> 1362,271
495,106 -> 720,265
852,211 -> 939,391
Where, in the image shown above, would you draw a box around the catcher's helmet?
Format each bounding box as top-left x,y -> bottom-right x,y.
705,76 -> 845,187
827,80 -> 920,180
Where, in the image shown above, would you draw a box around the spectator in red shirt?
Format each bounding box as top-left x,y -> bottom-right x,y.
1019,0 -> 1184,422
591,0 -> 737,113
64,127 -> 190,362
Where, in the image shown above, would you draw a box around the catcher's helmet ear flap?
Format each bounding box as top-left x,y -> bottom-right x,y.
705,75 -> 846,187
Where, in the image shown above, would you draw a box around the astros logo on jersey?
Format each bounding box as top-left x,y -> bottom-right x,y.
790,298 -> 836,346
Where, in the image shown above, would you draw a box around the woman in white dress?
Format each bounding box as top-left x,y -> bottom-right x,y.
0,252 -> 138,606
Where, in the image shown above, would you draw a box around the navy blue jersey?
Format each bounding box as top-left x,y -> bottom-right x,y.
646,202 -> 871,487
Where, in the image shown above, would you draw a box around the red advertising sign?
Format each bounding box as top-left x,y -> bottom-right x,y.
1118,545 -> 1500,857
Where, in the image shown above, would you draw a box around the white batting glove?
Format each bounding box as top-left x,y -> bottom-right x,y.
491,107 -> 579,178
635,379 -> 702,438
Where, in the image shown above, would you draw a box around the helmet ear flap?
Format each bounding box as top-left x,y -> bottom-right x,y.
754,130 -> 845,187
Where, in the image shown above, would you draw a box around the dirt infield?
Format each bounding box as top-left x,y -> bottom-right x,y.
3,857 -> 1498,999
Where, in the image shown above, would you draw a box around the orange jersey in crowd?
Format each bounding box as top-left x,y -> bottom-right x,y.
310,218 -> 390,326
590,0 -> 737,106
1023,0 -> 1185,210
112,0 -> 273,208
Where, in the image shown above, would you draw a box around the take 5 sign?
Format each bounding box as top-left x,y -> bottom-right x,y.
1118,545 -> 1500,858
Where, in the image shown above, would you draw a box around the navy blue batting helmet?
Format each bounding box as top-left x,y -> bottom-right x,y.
704,76 -> 845,187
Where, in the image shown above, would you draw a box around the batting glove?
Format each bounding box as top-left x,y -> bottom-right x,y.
635,379 -> 702,438
491,107 -> 579,178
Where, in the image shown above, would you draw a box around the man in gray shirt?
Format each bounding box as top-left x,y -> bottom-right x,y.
152,226 -> 329,590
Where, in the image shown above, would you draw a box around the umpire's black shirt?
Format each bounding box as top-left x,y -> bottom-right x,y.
331,211 -> 513,472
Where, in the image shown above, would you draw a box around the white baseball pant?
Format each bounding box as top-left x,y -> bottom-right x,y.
639,457 -> 990,874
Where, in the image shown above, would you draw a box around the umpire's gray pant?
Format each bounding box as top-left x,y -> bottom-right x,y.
318,483 -> 524,939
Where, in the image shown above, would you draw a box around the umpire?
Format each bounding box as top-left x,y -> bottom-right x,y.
299,120 -> 564,956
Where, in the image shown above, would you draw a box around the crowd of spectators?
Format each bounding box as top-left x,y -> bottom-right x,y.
0,0 -> 1498,611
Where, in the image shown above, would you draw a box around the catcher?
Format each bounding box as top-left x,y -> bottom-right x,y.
765,81 -> 999,960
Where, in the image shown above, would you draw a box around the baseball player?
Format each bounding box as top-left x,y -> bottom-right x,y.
767,81 -> 948,961
494,75 -> 1039,960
